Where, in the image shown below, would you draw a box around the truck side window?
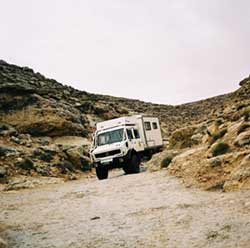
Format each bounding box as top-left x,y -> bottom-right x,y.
144,122 -> 151,131
127,129 -> 133,140
133,129 -> 140,139
152,122 -> 158,129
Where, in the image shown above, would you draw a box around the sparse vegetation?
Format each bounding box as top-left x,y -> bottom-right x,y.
215,118 -> 224,126
209,128 -> 227,145
161,156 -> 173,168
1,60 -> 250,193
242,106 -> 250,121
211,142 -> 230,157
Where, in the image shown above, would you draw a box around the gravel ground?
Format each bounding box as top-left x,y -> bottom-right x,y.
1,168 -> 250,248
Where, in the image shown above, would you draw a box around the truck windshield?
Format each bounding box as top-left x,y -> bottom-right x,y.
97,128 -> 124,146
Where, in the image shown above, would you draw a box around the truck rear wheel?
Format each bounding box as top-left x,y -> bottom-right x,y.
96,166 -> 108,180
123,154 -> 140,174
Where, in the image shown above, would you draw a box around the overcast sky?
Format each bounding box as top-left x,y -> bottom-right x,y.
1,0 -> 250,104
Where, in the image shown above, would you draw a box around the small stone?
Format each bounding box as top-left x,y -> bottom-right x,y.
17,157 -> 22,162
90,216 -> 100,221
10,136 -> 21,144
209,157 -> 222,167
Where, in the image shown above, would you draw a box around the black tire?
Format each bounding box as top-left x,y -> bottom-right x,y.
123,153 -> 140,174
96,166 -> 108,180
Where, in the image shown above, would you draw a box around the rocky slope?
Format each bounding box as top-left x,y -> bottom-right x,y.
0,59 -> 250,191
147,76 -> 250,192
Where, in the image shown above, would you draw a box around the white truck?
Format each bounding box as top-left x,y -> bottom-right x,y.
90,115 -> 163,180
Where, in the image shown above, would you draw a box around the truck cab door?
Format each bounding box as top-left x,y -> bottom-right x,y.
126,129 -> 134,150
126,128 -> 144,152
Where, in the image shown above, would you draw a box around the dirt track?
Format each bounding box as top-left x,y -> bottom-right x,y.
1,168 -> 250,248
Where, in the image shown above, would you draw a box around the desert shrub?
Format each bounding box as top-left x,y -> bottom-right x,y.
161,156 -> 173,168
209,128 -> 227,145
236,103 -> 246,111
237,123 -> 250,135
211,142 -> 230,157
115,106 -> 129,115
242,106 -> 250,121
215,118 -> 224,126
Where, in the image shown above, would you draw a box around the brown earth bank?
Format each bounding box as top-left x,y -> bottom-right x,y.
0,59 -> 250,192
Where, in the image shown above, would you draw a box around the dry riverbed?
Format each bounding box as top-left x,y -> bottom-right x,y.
1,168 -> 250,248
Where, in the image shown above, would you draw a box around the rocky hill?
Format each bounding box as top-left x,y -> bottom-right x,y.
0,60 -> 250,191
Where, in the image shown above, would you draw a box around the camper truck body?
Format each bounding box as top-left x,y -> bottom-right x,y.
90,115 -> 163,179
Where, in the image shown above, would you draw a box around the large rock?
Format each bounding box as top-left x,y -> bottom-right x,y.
56,160 -> 75,173
12,107 -> 86,137
0,237 -> 7,248
35,164 -> 51,176
32,146 -> 58,162
0,166 -> 7,178
0,146 -> 17,157
0,123 -> 17,136
80,156 -> 91,171
15,158 -> 34,170
234,130 -> 250,147
65,146 -> 91,170
224,154 -> 250,191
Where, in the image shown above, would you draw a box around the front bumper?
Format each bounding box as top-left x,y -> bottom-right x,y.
93,152 -> 130,168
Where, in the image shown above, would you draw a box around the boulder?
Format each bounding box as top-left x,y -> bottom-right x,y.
56,160 -> 75,173
224,154 -> 250,191
232,155 -> 250,180
15,158 -> 34,170
35,164 -> 50,176
33,146 -> 58,162
65,147 -> 82,168
191,133 -> 203,145
80,155 -> 91,171
234,130 -> 250,147
19,120 -> 86,137
0,146 -> 17,157
0,123 -> 17,136
0,237 -> 7,248
36,137 -> 51,146
18,134 -> 32,146
209,157 -> 222,168
0,166 -> 7,178
65,146 -> 91,170
0,59 -> 7,65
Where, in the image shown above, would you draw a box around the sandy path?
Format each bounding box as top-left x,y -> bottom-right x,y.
1,168 -> 250,248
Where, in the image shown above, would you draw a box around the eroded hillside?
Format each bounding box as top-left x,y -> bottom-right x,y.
0,59 -> 249,191
147,76 -> 250,192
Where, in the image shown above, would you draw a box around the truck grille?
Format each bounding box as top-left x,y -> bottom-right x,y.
95,149 -> 121,159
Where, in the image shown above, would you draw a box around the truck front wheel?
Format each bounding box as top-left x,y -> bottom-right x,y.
123,154 -> 140,174
96,165 -> 108,180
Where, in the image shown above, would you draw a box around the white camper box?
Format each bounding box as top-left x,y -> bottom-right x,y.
96,115 -> 163,150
